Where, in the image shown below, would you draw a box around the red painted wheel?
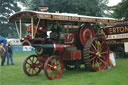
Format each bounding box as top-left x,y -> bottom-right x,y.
84,37 -> 109,71
79,24 -> 95,46
44,56 -> 64,80
23,55 -> 42,76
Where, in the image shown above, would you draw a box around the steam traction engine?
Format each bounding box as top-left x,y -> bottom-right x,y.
9,11 -> 117,80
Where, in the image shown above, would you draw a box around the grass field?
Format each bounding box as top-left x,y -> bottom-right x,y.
0,52 -> 128,85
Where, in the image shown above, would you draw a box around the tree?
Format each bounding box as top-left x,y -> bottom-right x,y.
97,0 -> 109,16
21,0 -> 109,17
20,0 -> 40,11
0,0 -> 20,38
112,0 -> 128,19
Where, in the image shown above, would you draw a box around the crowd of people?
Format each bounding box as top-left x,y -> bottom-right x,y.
0,41 -> 14,66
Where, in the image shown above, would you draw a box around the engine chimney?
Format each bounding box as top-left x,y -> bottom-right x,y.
39,0 -> 48,11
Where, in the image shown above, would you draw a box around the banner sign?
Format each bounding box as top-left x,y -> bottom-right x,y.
23,46 -> 34,51
107,33 -> 128,40
105,25 -> 128,35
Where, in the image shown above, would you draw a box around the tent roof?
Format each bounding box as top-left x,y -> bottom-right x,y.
0,36 -> 7,45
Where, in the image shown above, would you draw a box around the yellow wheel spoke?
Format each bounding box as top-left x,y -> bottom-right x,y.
90,56 -> 97,61
28,68 -> 31,73
92,60 -> 95,68
99,42 -> 104,48
95,58 -> 98,64
89,51 -> 96,54
89,55 -> 93,58
32,69 -> 34,75
99,47 -> 103,53
95,40 -> 100,51
33,68 -> 37,73
34,59 -> 38,63
48,64 -> 53,68
97,57 -> 106,65
92,43 -> 97,51
26,62 -> 31,65
29,58 -> 33,63
98,63 -> 101,70
32,57 -> 34,62
51,73 -> 54,79
48,72 -> 54,77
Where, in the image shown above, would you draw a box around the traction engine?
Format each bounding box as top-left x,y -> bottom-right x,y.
8,11 -> 116,80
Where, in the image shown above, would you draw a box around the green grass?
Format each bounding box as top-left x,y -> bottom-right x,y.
0,52 -> 128,85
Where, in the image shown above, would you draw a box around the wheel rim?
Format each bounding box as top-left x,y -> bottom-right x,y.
84,38 -> 109,71
23,55 -> 41,76
44,56 -> 64,80
80,24 -> 95,46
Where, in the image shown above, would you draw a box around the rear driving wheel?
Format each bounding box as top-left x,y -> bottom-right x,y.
84,37 -> 109,71
44,56 -> 64,80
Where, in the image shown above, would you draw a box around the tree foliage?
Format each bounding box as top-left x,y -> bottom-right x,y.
0,0 -> 20,38
21,0 -> 109,17
112,0 -> 128,19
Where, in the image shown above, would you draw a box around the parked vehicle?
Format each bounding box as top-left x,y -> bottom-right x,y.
9,11 -> 117,80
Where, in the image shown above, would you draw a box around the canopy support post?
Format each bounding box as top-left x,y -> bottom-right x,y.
19,19 -> 22,40
31,17 -> 34,39
15,21 -> 20,39
34,19 -> 40,38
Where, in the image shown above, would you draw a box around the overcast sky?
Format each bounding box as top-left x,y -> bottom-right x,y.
108,0 -> 122,6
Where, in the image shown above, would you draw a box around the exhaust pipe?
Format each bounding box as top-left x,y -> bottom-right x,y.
39,0 -> 48,11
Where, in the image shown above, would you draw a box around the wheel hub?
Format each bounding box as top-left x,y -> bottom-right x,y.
96,52 -> 101,57
54,66 -> 57,69
30,63 -> 36,68
50,65 -> 57,71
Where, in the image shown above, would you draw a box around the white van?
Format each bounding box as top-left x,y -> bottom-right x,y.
6,39 -> 22,46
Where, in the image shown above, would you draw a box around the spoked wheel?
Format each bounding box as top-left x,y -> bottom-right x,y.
64,64 -> 76,70
23,55 -> 42,76
84,37 -> 109,71
44,56 -> 64,80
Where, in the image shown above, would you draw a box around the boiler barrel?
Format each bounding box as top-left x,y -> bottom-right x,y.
33,43 -> 71,55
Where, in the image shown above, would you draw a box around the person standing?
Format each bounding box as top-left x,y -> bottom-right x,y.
7,41 -> 14,65
0,43 -> 6,66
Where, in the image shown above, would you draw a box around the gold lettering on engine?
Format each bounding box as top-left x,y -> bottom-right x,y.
109,26 -> 128,34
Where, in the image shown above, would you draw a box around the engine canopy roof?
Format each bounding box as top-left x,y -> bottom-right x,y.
9,11 -> 117,24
